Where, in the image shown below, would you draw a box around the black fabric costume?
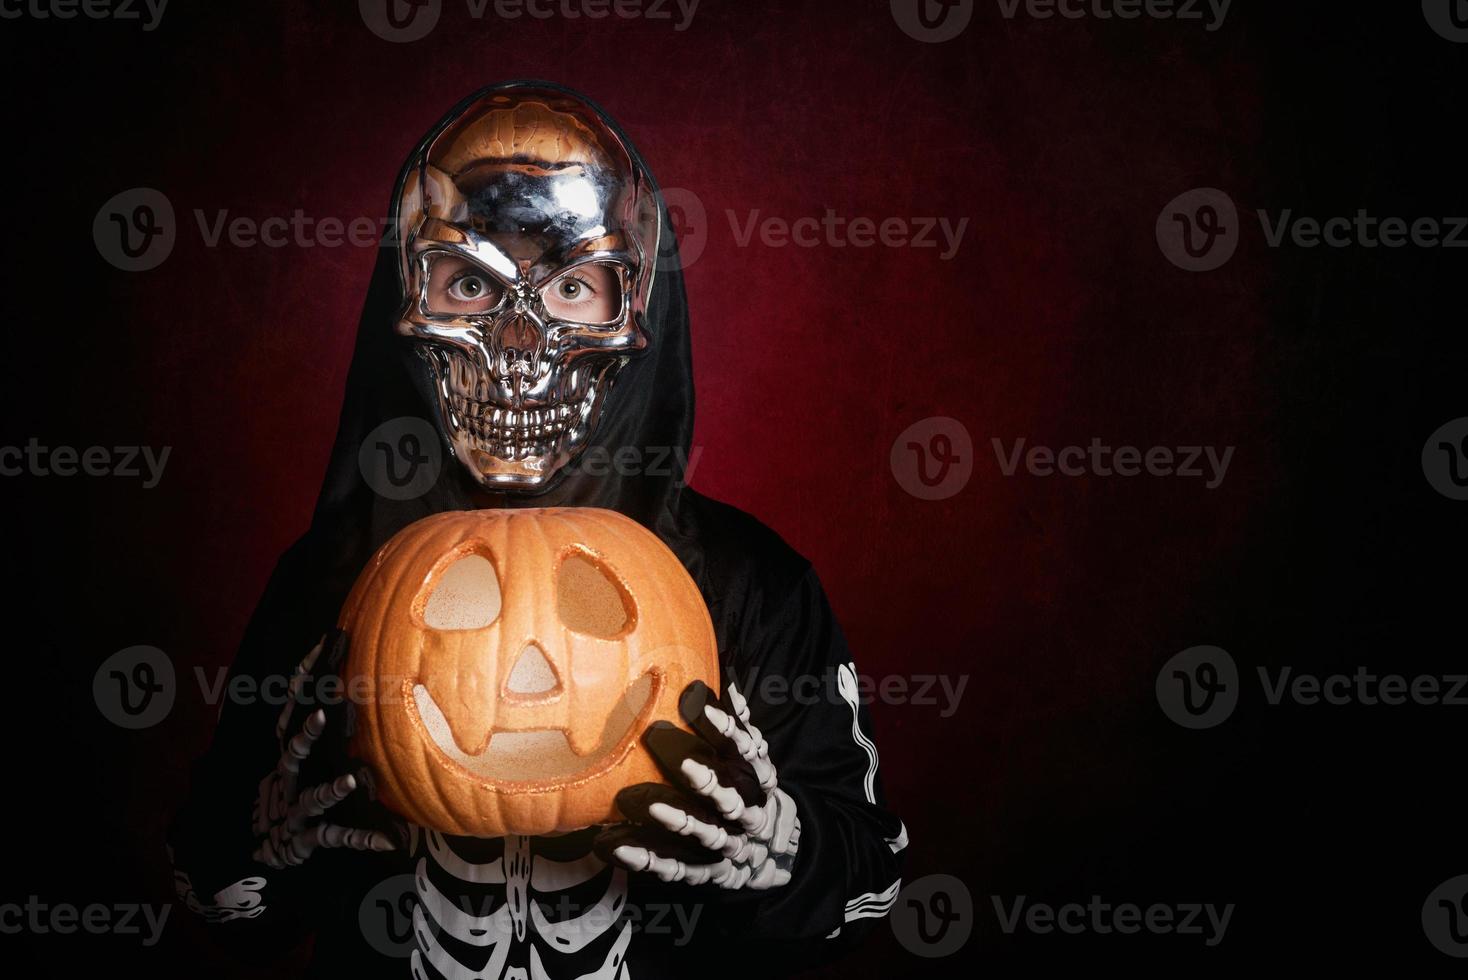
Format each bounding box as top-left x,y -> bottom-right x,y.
168,81 -> 905,979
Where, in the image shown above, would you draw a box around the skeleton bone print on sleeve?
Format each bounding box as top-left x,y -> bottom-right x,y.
167,845 -> 268,924
406,825 -> 635,980
834,662 -> 907,933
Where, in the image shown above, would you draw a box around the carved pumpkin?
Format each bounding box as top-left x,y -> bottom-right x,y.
340,507 -> 719,838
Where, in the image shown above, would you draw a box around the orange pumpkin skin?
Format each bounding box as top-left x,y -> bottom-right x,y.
339,507 -> 719,838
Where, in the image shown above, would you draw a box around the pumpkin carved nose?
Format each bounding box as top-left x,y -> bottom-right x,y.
505,642 -> 560,697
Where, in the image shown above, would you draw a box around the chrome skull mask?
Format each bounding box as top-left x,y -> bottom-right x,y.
394,87 -> 660,491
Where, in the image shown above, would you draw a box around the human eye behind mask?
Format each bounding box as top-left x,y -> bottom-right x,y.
540,262 -> 622,325
425,252 -> 506,316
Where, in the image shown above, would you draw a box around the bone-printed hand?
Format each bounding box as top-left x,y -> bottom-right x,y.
595,680 -> 800,891
250,633 -> 398,869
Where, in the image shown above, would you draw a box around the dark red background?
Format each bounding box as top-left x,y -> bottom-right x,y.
2,1 -> 1464,974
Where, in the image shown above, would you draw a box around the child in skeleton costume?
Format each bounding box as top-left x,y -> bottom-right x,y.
168,82 -> 907,979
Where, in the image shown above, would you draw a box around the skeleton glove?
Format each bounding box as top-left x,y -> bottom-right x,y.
250,630 -> 398,869
595,680 -> 800,891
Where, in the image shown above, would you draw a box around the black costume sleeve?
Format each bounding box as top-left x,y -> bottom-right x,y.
730,565 -> 907,946
165,539 -> 331,958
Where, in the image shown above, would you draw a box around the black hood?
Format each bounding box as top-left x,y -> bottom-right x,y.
303,80 -> 702,613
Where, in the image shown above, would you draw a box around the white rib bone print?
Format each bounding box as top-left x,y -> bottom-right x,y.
408,829 -> 633,980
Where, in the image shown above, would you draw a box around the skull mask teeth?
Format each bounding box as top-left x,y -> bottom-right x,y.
393,86 -> 661,491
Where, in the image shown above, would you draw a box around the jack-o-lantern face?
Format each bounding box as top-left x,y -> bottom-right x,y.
339,507 -> 719,837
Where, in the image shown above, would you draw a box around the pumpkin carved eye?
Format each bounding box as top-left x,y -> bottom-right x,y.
556,551 -> 633,638
423,552 -> 501,630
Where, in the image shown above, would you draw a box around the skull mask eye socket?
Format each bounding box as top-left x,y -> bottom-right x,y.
539,261 -> 627,326
556,550 -> 634,638
421,551 -> 502,630
422,251 -> 508,318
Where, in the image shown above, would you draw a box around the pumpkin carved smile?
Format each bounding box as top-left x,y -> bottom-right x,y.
407,668 -> 660,784
341,508 -> 719,838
